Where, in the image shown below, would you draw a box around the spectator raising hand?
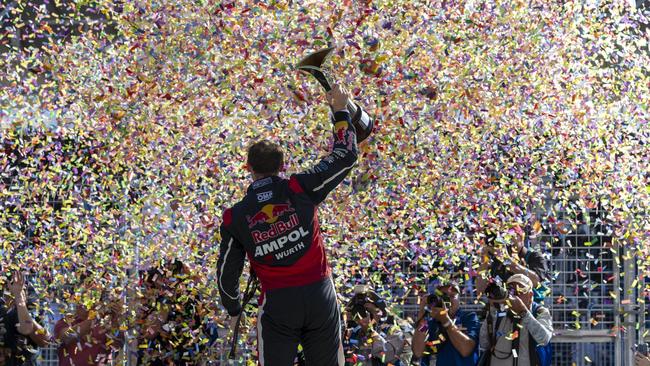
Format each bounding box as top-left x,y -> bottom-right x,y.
1,270 -> 49,366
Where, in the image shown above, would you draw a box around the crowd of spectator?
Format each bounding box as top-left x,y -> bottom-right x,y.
2,232 -> 649,365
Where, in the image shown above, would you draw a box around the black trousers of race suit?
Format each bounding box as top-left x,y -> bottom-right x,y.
257,277 -> 344,366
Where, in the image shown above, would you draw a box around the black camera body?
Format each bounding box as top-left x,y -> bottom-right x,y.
352,292 -> 369,306
349,293 -> 370,319
347,287 -> 388,324
427,293 -> 451,308
485,280 -> 508,301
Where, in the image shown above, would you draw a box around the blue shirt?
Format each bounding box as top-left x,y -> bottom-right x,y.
420,310 -> 480,366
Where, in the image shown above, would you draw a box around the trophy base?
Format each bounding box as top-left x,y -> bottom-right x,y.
349,103 -> 373,144
330,102 -> 373,144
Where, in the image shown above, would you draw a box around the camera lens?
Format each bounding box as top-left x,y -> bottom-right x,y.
427,293 -> 451,308
486,281 -> 508,300
350,304 -> 368,319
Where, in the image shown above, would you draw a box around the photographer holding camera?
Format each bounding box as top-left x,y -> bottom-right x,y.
343,285 -> 406,366
134,260 -> 208,366
476,231 -> 548,303
412,281 -> 480,366
479,274 -> 553,366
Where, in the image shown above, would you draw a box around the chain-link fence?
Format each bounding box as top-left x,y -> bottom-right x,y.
328,205 -> 645,366
534,206 -> 622,366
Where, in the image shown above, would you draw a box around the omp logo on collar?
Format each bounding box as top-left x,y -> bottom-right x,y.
256,191 -> 273,202
252,177 -> 273,189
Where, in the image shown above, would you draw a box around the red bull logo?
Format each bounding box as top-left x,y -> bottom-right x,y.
334,121 -> 348,143
246,202 -> 295,228
252,213 -> 300,244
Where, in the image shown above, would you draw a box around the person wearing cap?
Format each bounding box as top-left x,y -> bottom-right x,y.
479,274 -> 553,366
343,285 -> 406,365
412,281 -> 480,366
476,231 -> 549,300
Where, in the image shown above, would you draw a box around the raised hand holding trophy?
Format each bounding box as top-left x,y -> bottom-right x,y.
296,47 -> 374,143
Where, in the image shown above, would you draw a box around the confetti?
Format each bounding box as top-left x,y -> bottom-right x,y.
0,0 -> 649,361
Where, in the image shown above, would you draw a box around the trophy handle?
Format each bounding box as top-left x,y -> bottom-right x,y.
297,65 -> 332,91
296,47 -> 374,143
296,47 -> 336,91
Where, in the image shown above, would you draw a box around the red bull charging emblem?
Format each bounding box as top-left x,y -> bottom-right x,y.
246,202 -> 295,229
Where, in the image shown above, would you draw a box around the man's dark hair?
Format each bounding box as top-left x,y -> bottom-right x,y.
247,140 -> 284,175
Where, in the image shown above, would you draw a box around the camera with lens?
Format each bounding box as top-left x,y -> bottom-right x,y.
427,292 -> 451,309
347,285 -> 388,324
348,292 -> 371,320
485,279 -> 508,301
351,291 -> 370,307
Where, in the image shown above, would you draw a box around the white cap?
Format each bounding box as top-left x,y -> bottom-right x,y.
506,274 -> 533,293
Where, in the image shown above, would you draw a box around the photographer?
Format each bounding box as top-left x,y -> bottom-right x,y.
343,285 -> 405,365
0,270 -> 49,366
412,281 -> 479,366
479,274 -> 553,366
476,231 -> 548,299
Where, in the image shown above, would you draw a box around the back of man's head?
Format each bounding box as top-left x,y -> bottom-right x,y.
247,140 -> 284,175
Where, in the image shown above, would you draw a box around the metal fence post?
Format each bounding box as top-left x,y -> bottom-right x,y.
614,237 -> 622,366
622,240 -> 638,366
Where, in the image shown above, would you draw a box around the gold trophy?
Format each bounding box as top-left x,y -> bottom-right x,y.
297,47 -> 374,143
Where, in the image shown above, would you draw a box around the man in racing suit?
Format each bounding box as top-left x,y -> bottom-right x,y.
217,84 -> 358,365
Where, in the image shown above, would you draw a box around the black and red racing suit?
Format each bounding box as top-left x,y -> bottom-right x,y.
217,110 -> 358,366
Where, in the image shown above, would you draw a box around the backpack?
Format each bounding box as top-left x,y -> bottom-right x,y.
528,303 -> 552,366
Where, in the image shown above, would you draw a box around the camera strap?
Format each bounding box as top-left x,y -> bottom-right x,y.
512,308 -> 543,366
487,311 -> 507,357
512,316 -> 520,366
